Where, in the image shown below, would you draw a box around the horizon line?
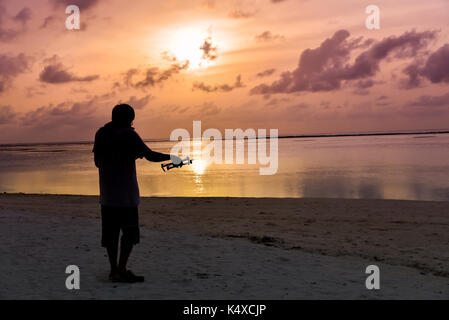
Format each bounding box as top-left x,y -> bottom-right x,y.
1,128 -> 449,147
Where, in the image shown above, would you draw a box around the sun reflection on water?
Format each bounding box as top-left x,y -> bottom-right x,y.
192,159 -> 207,175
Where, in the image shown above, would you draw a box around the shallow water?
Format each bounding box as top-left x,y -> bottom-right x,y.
1,134 -> 449,200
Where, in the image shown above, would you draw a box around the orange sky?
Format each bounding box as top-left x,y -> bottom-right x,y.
1,0 -> 449,143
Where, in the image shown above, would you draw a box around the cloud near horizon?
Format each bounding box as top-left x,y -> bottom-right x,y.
407,91 -> 449,107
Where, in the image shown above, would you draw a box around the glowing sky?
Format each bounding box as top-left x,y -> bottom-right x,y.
1,0 -> 449,143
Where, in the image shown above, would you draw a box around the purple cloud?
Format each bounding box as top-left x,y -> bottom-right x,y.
354,79 -> 375,89
0,105 -> 17,124
257,68 -> 276,78
407,92 -> 449,107
192,75 -> 244,93
19,96 -> 107,131
40,15 -> 57,29
255,31 -> 285,42
124,61 -> 189,89
228,9 -> 256,19
39,62 -> 99,84
200,37 -> 218,61
118,95 -> 153,110
251,29 -> 437,95
0,53 -> 30,93
401,44 -> 449,89
13,7 -> 32,26
421,44 -> 449,84
0,1 -> 31,41
50,0 -> 100,11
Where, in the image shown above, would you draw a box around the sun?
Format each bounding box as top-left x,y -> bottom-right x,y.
166,28 -> 217,69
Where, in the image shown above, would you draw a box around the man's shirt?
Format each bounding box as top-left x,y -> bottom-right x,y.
93,122 -> 151,207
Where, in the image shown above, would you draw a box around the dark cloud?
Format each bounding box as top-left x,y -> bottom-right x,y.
352,88 -> 370,96
124,61 -> 189,89
13,7 -> 32,26
407,92 -> 449,107
50,0 -> 100,11
198,102 -> 221,117
118,94 -> 153,110
165,105 -> 190,114
39,61 -> 99,84
320,101 -> 331,109
192,75 -> 244,93
400,62 -> 423,89
200,0 -> 216,9
200,37 -> 218,61
256,68 -> 276,78
400,44 -> 449,89
286,103 -> 309,113
40,15 -> 57,29
251,29 -> 437,95
421,44 -> 449,84
354,79 -> 375,89
0,1 -> 31,41
255,31 -> 285,42
0,105 -> 17,124
19,96 -> 108,131
0,53 -> 30,93
228,9 -> 256,19
26,85 -> 46,98
161,51 -> 178,63
265,97 -> 290,106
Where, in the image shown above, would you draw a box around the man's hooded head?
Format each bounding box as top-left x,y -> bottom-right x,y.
111,104 -> 135,127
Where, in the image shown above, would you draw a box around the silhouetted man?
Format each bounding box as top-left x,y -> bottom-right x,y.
93,104 -> 179,283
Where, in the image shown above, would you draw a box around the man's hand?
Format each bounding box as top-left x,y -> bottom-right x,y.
170,155 -> 183,165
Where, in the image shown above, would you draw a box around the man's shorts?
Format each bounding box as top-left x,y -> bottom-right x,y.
101,205 -> 140,247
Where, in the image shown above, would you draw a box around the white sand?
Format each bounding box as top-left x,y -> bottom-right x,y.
0,208 -> 447,299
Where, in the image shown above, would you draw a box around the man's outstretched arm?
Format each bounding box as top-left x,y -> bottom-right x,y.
134,131 -> 181,163
143,149 -> 171,162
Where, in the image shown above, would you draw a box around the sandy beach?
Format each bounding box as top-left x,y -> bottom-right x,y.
0,193 -> 448,299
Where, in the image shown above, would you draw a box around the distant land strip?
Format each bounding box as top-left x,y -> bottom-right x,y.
1,130 -> 449,147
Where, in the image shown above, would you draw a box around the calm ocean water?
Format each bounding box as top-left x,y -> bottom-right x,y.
1,134 -> 449,200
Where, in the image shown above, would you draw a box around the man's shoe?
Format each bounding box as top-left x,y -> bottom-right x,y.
118,270 -> 145,283
109,272 -> 121,282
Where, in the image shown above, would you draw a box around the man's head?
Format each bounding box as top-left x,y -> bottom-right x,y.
112,104 -> 135,127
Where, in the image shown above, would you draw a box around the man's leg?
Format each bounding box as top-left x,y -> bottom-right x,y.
101,205 -> 120,278
107,243 -> 119,275
117,241 -> 133,273
116,206 -> 144,282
